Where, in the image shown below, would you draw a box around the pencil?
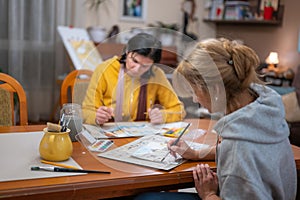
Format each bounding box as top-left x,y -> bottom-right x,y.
171,123 -> 191,146
164,128 -> 183,137
41,160 -> 80,170
150,99 -> 153,108
161,123 -> 191,162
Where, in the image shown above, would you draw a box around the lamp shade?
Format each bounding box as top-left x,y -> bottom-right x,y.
265,52 -> 279,64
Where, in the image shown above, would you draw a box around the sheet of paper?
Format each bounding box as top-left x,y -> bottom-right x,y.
98,134 -> 209,170
83,121 -> 190,139
0,131 -> 83,182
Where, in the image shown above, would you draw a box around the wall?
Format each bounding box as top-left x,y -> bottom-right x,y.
71,0 -> 215,41
71,0 -> 299,72
215,0 -> 300,72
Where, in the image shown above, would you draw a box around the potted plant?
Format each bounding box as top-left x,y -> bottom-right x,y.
86,0 -> 106,11
85,0 -> 108,42
149,21 -> 179,34
148,21 -> 179,46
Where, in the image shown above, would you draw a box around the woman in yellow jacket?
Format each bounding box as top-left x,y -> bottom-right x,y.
82,33 -> 185,125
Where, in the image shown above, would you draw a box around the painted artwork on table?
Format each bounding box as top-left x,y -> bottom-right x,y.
83,121 -> 190,139
99,134 -> 209,170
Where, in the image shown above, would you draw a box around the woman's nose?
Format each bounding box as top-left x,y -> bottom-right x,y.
131,61 -> 142,68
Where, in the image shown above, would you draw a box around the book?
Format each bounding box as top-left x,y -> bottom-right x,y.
209,0 -> 224,20
224,1 -> 251,20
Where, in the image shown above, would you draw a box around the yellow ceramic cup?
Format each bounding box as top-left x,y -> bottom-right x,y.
39,128 -> 73,162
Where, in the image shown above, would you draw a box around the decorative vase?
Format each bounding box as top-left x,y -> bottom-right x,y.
264,6 -> 273,20
87,26 -> 106,43
160,33 -> 174,46
39,128 -> 73,161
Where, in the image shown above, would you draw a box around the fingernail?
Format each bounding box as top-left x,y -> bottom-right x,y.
205,164 -> 209,167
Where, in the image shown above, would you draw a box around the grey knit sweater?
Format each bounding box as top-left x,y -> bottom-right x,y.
214,84 -> 297,200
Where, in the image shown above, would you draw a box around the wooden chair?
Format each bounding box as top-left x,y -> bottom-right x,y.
0,73 -> 28,125
60,69 -> 93,107
0,88 -> 12,126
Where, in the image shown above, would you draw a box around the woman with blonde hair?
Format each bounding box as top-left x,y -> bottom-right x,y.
135,38 -> 296,200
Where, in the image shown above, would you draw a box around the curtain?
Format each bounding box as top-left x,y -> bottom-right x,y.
0,0 -> 73,123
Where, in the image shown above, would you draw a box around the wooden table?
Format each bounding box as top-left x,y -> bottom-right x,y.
0,119 -> 215,199
1,119 -> 300,200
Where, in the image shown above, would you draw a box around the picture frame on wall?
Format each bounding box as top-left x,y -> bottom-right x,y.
120,0 -> 146,22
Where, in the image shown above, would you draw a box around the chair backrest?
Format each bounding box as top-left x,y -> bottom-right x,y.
60,69 -> 93,107
0,73 -> 28,125
0,88 -> 12,126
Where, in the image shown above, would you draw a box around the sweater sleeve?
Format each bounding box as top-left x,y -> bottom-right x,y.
219,175 -> 271,200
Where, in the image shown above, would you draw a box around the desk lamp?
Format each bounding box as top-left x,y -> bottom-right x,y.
265,52 -> 279,72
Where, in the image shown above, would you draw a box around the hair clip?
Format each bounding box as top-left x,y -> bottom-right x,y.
227,59 -> 234,65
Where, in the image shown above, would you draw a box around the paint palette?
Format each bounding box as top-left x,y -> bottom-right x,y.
88,140 -> 114,152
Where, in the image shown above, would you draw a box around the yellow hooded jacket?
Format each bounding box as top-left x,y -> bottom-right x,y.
82,56 -> 185,125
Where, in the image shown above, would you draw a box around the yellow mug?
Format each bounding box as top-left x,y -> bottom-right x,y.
39,128 -> 73,161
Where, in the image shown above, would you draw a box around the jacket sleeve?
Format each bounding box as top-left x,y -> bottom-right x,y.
151,67 -> 186,123
82,63 -> 107,125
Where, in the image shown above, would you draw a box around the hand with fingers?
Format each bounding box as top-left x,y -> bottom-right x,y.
167,139 -> 198,160
193,164 -> 219,199
95,106 -> 114,125
148,107 -> 164,124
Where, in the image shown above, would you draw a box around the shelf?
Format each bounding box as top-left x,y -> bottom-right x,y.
203,18 -> 282,25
